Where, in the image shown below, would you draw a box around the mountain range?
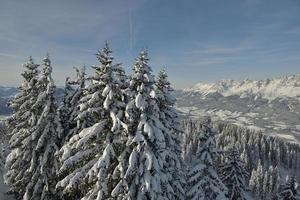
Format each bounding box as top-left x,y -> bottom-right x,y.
175,74 -> 300,143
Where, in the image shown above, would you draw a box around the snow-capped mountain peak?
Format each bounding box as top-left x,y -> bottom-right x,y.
186,75 -> 300,100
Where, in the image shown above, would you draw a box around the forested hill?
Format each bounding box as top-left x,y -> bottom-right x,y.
183,118 -> 300,199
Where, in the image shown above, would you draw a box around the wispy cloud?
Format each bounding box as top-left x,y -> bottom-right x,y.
185,45 -> 251,56
0,52 -> 24,59
129,8 -> 134,52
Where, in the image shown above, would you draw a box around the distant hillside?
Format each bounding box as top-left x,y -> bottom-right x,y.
0,87 -> 18,116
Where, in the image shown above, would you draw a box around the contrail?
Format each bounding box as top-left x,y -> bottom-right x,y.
129,8 -> 133,52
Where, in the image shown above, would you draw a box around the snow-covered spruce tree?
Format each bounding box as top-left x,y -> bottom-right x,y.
219,148 -> 249,200
14,55 -> 59,200
111,50 -> 175,199
5,57 -> 40,198
58,77 -> 74,137
154,70 -> 186,199
81,45 -> 128,200
58,66 -> 86,146
187,117 -> 228,200
74,44 -> 117,130
255,160 -> 265,199
279,175 -> 299,200
240,148 -> 250,172
249,160 -> 265,199
271,166 -> 280,195
28,55 -> 60,200
249,169 -> 257,195
263,169 -> 271,199
56,43 -> 128,200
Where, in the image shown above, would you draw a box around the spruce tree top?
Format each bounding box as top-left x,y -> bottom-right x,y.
156,70 -> 176,106
197,118 -> 218,166
21,56 -> 39,86
131,50 -> 154,90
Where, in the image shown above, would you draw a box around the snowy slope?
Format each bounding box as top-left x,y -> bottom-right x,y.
175,74 -> 300,143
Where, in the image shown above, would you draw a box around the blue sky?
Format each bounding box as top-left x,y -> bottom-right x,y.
0,0 -> 300,88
